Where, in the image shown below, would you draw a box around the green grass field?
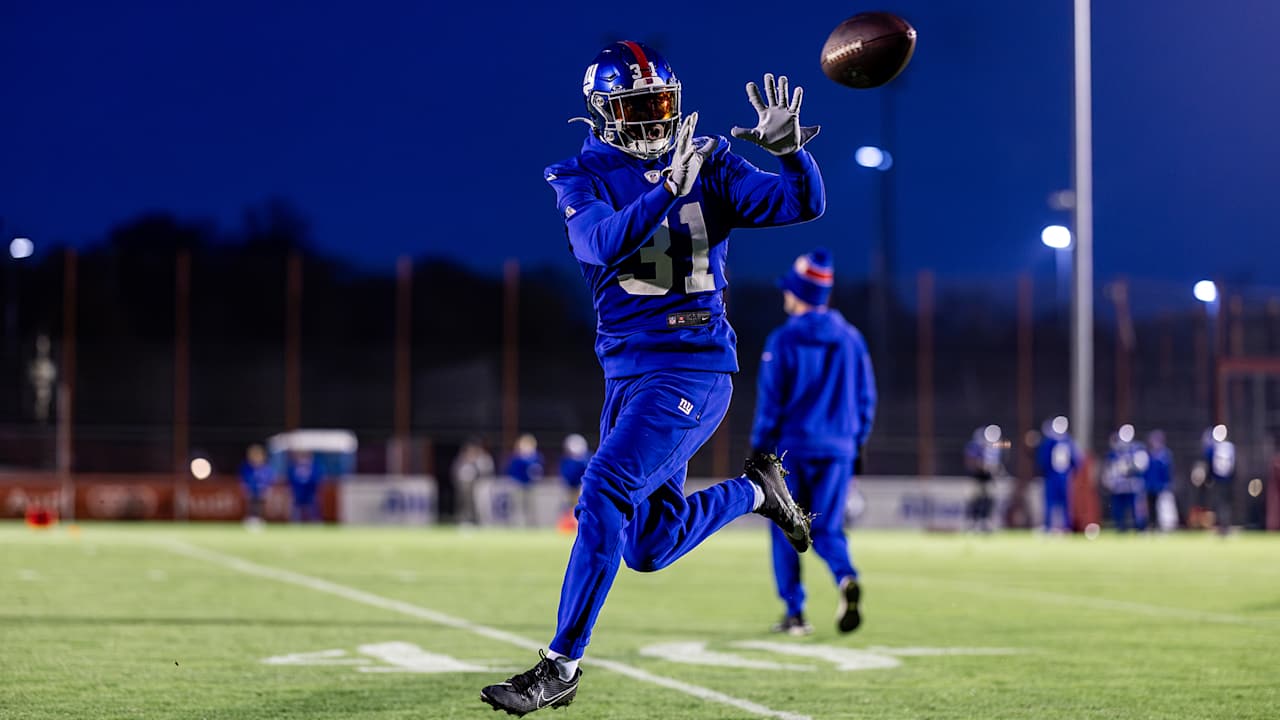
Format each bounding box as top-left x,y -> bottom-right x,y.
1,523 -> 1277,719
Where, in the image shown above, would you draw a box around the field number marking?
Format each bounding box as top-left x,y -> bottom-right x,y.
642,640 -> 1018,673
262,642 -> 494,673
166,540 -> 810,720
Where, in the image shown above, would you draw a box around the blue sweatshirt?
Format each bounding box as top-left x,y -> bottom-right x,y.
545,133 -> 825,379
1144,446 -> 1173,493
750,309 -> 876,459
507,452 -> 544,486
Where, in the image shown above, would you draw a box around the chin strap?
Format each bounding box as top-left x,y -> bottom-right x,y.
567,117 -> 593,127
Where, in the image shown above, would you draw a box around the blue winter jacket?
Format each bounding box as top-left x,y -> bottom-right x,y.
750,309 -> 876,459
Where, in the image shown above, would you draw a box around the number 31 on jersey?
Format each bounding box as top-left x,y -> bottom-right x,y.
619,203 -> 715,296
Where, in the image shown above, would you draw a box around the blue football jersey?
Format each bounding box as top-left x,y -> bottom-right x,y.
545,133 -> 824,378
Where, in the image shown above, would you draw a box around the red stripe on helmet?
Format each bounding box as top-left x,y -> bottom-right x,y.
620,40 -> 652,77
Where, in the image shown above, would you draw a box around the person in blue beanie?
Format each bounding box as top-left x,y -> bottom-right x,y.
751,248 -> 876,635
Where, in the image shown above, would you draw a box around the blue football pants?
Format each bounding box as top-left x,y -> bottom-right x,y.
1043,475 -> 1070,531
1110,491 -> 1137,532
771,455 -> 858,618
549,370 -> 756,659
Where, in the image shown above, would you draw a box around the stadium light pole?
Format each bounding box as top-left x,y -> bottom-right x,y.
1072,0 -> 1095,453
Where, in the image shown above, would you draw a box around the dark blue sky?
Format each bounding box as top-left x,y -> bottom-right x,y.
3,0 -> 1277,287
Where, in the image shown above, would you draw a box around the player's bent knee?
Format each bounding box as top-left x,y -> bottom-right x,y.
621,545 -> 671,573
576,484 -> 636,538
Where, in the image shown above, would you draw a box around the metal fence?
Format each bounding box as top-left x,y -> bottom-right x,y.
3,244 -> 1279,527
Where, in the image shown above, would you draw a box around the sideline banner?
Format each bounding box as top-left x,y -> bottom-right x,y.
464,476 -> 1031,530
339,475 -> 437,526
471,478 -> 573,527
0,474 -> 336,522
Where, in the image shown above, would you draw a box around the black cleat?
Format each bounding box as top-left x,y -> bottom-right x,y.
745,451 -> 811,553
836,577 -> 862,634
770,613 -> 814,636
480,651 -> 580,717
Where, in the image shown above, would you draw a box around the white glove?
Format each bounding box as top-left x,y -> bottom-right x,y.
662,112 -> 719,197
730,73 -> 820,156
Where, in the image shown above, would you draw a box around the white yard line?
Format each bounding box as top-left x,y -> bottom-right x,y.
163,540 -> 811,720
875,572 -> 1276,628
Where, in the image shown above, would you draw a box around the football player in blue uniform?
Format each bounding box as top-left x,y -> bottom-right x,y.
559,434 -> 591,497
1140,429 -> 1172,531
1102,424 -> 1147,532
506,434 -> 545,487
557,434 -> 592,531
239,443 -> 275,527
481,40 -> 824,716
965,425 -> 1007,532
506,433 -> 544,526
1037,416 -> 1079,533
1204,424 -> 1236,534
750,248 -> 876,637
286,450 -> 323,523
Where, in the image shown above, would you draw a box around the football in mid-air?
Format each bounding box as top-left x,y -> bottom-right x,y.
820,12 -> 917,89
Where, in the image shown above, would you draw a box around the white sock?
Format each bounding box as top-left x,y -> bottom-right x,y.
545,650 -> 579,680
750,483 -> 765,511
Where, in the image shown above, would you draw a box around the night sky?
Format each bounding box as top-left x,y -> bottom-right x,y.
4,0 -> 1278,288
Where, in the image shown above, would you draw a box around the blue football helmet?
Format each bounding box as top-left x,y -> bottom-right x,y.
579,41 -> 681,159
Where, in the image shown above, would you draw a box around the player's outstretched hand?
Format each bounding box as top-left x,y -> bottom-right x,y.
731,73 -> 820,156
663,112 -> 719,197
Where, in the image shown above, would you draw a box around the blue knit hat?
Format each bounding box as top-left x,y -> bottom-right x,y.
779,247 -> 834,306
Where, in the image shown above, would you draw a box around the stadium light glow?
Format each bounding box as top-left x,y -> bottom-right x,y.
9,237 -> 34,260
190,457 -> 212,480
1118,424 -> 1135,443
983,424 -> 1002,443
854,146 -> 893,171
1194,280 -> 1218,304
1040,225 -> 1071,249
1212,424 -> 1228,443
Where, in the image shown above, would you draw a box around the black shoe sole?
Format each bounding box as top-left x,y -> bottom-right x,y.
837,580 -> 862,634
480,690 -> 576,716
747,453 -> 812,553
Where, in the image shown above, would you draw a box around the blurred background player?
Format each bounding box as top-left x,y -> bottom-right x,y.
751,248 -> 875,636
1142,429 -> 1174,532
964,425 -> 1006,532
1102,424 -> 1147,532
1203,424 -> 1236,535
558,434 -> 591,532
286,450 -> 324,523
481,40 -> 823,716
1037,416 -> 1078,534
451,437 -> 494,526
239,443 -> 275,528
506,433 -> 544,526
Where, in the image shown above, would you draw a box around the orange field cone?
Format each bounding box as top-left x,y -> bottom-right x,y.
556,510 -> 578,534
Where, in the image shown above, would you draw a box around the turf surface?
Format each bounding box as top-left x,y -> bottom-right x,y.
1,523 -> 1277,719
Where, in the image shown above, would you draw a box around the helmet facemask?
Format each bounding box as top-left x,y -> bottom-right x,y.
591,82 -> 681,160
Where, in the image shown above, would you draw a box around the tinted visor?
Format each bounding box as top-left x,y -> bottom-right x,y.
612,90 -> 678,124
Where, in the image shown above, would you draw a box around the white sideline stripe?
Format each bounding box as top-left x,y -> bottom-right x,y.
876,572 -> 1276,628
163,540 -> 811,720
